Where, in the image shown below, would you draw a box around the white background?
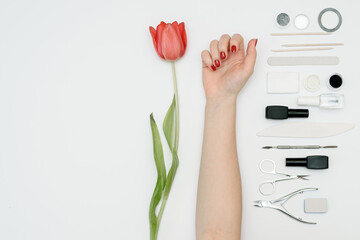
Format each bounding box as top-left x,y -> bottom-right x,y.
0,0 -> 359,239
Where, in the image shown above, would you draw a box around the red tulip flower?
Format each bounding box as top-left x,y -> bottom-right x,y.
148,21 -> 186,240
149,21 -> 187,61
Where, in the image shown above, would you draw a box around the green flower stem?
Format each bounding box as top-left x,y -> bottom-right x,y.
171,61 -> 179,152
150,223 -> 157,240
156,192 -> 167,234
153,61 -> 180,239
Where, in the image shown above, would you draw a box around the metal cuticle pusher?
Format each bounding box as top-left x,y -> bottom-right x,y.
262,145 -> 338,149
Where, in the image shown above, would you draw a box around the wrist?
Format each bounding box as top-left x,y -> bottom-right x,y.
205,95 -> 237,111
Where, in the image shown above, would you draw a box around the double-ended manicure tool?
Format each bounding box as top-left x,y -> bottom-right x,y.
262,145 -> 337,149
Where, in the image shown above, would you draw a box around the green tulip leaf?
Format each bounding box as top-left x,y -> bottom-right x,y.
149,113 -> 166,239
162,96 -> 175,150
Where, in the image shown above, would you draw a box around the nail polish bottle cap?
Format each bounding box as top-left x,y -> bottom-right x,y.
298,96 -> 320,106
266,105 -> 309,119
286,155 -> 329,169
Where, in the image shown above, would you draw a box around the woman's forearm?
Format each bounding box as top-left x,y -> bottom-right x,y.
196,96 -> 242,240
197,34 -> 256,240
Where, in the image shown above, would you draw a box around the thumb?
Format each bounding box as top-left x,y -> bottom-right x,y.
243,39 -> 257,75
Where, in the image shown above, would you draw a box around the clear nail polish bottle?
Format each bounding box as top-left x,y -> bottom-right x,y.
297,93 -> 344,109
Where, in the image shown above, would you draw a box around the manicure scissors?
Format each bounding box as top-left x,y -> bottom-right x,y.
259,159 -> 310,195
254,187 -> 318,224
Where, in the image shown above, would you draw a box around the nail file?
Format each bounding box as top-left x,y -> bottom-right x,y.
268,56 -> 339,66
272,47 -> 333,52
257,122 -> 355,138
305,198 -> 328,213
267,72 -> 299,93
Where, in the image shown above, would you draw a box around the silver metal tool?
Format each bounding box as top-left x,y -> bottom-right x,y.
254,187 -> 318,224
259,159 -> 309,195
262,145 -> 338,149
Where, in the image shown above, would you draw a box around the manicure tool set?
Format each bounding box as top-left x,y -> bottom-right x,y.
254,7 -> 351,224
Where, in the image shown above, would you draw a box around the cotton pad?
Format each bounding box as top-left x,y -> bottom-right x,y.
267,72 -> 299,93
304,198 -> 328,213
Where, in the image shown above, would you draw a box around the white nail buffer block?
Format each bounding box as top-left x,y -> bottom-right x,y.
257,122 -> 355,138
305,198 -> 328,213
268,56 -> 339,66
267,72 -> 299,93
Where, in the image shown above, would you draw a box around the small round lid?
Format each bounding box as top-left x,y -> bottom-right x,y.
328,74 -> 343,91
304,75 -> 321,92
275,13 -> 291,28
294,14 -> 310,30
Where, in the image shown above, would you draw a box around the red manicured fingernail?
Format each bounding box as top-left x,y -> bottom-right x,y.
255,38 -> 258,47
211,65 -> 216,71
231,45 -> 236,52
215,59 -> 220,67
220,51 -> 226,59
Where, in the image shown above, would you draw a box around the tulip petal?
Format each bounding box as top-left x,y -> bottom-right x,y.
149,26 -> 158,54
155,22 -> 166,59
171,21 -> 185,58
161,23 -> 181,61
178,22 -> 187,57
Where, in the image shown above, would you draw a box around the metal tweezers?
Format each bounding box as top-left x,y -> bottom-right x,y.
254,187 -> 318,224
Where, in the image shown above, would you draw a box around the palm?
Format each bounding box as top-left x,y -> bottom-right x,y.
203,51 -> 250,100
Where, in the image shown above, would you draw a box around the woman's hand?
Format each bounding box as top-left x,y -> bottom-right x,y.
201,34 -> 257,102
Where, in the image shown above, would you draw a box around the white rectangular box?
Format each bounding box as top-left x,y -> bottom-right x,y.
267,72 -> 299,93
